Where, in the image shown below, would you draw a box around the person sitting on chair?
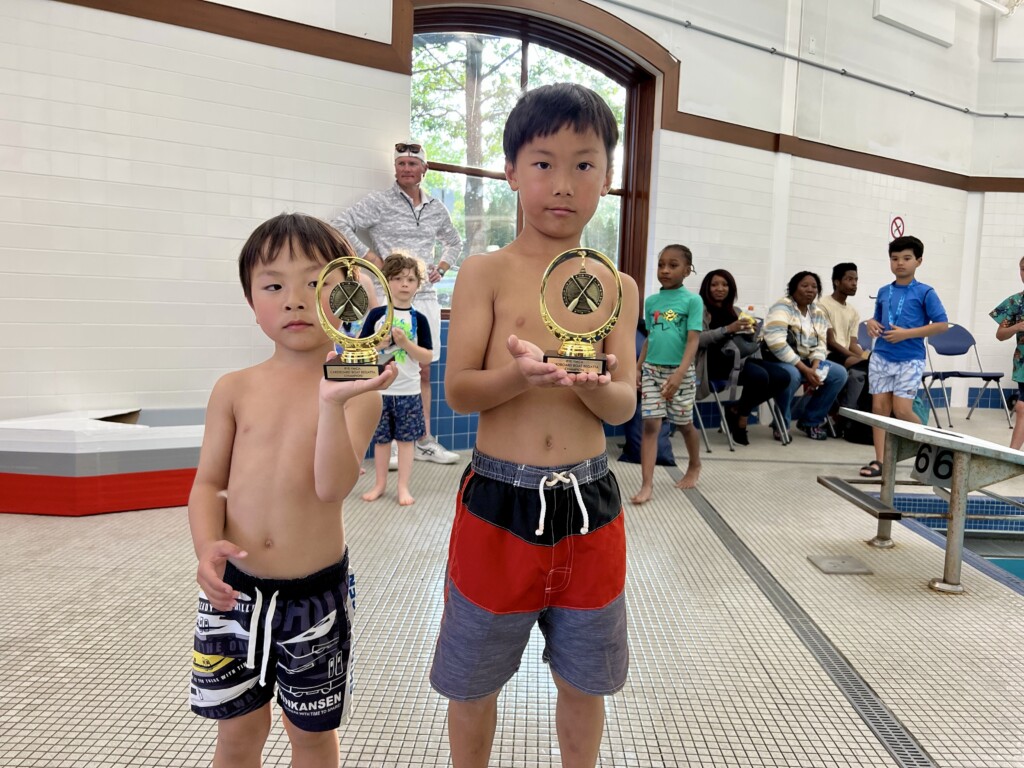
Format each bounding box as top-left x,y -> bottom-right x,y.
761,271 -> 849,441
696,269 -> 790,445
819,262 -> 870,435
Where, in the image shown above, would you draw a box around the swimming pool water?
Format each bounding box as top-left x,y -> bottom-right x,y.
988,558 -> 1024,579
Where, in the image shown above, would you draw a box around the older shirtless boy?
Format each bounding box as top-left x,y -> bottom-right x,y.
429,84 -> 640,768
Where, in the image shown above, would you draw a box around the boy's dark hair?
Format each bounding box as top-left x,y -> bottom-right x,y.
238,213 -> 355,302
786,271 -> 822,299
659,243 -> 693,268
503,83 -> 619,167
889,235 -> 924,258
382,251 -> 425,284
831,262 -> 858,288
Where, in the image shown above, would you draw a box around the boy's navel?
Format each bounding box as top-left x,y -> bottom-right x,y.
263,538 -> 274,549
545,435 -> 553,449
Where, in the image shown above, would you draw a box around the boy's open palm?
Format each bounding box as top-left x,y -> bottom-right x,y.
197,540 -> 247,612
507,335 -> 572,388
568,354 -> 617,389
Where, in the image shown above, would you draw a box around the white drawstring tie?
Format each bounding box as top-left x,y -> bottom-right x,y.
535,471 -> 589,537
259,590 -> 278,687
245,588 -> 263,670
243,586 -> 279,687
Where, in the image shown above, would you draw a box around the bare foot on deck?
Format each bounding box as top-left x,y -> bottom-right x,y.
361,485 -> 385,502
630,485 -> 653,505
398,490 -> 415,506
675,465 -> 700,489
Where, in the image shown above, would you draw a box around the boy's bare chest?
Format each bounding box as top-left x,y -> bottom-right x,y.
492,274 -> 551,342
234,378 -> 318,450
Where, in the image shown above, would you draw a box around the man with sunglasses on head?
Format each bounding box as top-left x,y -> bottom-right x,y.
332,140 -> 464,466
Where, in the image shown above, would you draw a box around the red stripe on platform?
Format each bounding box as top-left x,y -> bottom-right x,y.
0,469 -> 196,516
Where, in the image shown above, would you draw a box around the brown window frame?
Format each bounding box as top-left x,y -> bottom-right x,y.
414,7 -> 655,294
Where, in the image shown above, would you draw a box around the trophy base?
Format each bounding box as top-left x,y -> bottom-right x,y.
324,351 -> 396,381
544,351 -> 607,376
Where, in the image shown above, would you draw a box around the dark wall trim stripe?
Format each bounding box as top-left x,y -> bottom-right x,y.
53,0 -> 412,74
48,0 -> 1024,194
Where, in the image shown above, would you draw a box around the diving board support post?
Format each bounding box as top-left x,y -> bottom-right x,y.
836,408 -> 1024,594
871,429 -> 919,549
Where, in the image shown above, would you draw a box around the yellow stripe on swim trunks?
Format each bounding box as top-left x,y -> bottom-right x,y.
192,651 -> 233,674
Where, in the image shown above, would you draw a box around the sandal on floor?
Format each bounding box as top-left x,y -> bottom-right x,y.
859,460 -> 882,478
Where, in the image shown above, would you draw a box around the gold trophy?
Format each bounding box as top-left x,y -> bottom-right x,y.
541,247 -> 622,375
315,257 -> 395,380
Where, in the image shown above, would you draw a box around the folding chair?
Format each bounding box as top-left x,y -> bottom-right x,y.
923,323 -> 1012,429
694,336 -> 746,453
691,401 -> 714,453
696,379 -> 737,452
768,397 -> 792,445
857,320 -> 874,353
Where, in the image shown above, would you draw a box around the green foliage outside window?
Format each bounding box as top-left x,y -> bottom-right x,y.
411,30 -> 626,306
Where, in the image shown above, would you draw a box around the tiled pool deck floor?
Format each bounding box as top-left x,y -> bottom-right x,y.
2,407 -> 1024,767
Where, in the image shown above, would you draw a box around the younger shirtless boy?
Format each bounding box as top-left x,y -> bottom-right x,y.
188,213 -> 395,767
430,83 -> 640,768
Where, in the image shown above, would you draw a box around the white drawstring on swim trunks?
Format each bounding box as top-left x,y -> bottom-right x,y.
243,586 -> 280,687
535,471 -> 590,537
245,587 -> 263,671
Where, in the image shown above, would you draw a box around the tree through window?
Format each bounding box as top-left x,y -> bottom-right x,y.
411,31 -> 629,308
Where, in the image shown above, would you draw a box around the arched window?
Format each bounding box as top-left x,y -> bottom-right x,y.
413,7 -> 655,308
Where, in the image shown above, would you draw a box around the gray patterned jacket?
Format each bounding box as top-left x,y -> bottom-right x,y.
330,182 -> 463,299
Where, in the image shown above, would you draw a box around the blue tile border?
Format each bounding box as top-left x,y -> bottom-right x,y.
888,492 -> 1024,534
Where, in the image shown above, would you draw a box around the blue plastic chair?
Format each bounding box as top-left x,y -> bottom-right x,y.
857,320 -> 873,352
922,324 -> 1012,429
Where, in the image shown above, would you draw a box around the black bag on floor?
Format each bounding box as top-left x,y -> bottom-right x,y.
619,324 -> 676,466
842,383 -> 875,445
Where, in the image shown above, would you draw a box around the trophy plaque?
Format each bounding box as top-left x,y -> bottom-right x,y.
541,247 -> 622,375
315,257 -> 395,380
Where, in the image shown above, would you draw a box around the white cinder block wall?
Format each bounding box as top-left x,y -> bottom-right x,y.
0,0 -> 408,419
1,0 -> 1022,418
652,133 -> 776,314
974,193 -> 1024,378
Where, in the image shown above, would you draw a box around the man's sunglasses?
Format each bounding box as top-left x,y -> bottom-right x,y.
395,143 -> 423,154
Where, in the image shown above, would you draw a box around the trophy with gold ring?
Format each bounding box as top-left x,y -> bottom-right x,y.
541,247 -> 622,375
315,257 -> 395,380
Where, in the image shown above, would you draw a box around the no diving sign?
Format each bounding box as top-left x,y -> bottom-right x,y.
889,215 -> 905,239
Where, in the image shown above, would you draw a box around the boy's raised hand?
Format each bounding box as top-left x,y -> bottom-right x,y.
391,326 -> 411,349
197,540 -> 247,612
507,334 -> 572,388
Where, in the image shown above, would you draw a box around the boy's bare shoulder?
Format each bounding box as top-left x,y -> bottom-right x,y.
209,362 -> 267,403
459,247 -> 512,275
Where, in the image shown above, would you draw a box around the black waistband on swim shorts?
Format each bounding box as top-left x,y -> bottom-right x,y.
222,549 -> 349,600
471,449 -> 608,488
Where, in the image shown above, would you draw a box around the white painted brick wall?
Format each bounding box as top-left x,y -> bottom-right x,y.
0,0 -> 408,419
652,134 -> 1023,409
652,132 -> 776,311
973,193 -> 1024,384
